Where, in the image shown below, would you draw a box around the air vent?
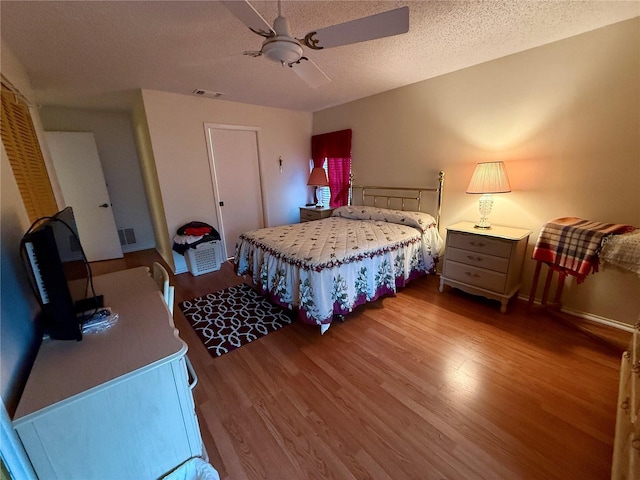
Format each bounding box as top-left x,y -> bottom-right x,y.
192,89 -> 223,99
118,228 -> 137,246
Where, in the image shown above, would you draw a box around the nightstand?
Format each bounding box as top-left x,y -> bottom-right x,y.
439,221 -> 531,313
300,206 -> 334,223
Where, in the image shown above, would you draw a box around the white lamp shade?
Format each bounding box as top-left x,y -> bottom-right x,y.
466,161 -> 512,194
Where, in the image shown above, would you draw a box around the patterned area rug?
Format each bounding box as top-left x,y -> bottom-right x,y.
180,283 -> 294,357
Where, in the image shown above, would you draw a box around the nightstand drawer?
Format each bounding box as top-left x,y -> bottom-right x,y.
444,260 -> 507,293
446,247 -> 510,273
448,231 -> 512,258
300,209 -> 319,221
300,207 -> 333,223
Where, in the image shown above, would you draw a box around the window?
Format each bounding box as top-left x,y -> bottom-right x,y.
308,159 -> 346,208
311,129 -> 352,208
319,160 -> 331,207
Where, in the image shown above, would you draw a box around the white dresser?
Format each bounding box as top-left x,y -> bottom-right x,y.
440,222 -> 531,313
13,267 -> 204,480
612,321 -> 640,480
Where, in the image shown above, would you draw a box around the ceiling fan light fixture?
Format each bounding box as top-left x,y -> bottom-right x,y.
262,37 -> 303,65
222,1 -> 410,87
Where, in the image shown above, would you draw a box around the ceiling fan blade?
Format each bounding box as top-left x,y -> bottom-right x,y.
290,57 -> 331,89
301,6 -> 409,50
220,0 -> 275,38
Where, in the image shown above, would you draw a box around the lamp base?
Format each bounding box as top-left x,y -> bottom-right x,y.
311,186 -> 326,208
474,194 -> 493,229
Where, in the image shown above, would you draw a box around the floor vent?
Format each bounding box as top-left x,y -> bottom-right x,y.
118,228 -> 137,246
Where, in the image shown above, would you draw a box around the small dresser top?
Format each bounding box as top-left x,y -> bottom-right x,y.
300,206 -> 333,212
447,222 -> 532,241
14,267 -> 186,423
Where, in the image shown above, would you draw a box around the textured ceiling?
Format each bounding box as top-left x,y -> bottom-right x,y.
1,1 -> 638,112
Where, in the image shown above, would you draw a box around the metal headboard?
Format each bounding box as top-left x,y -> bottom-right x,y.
350,170 -> 445,230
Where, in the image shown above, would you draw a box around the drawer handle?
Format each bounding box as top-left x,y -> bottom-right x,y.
464,271 -> 481,278
467,255 -> 483,262
469,241 -> 486,248
632,438 -> 640,451
185,355 -> 198,390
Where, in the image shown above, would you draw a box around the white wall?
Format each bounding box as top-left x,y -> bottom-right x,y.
131,93 -> 172,267
0,40 -> 45,411
139,89 -> 312,272
313,18 -> 640,326
39,107 -> 155,252
0,38 -> 45,479
0,143 -> 39,409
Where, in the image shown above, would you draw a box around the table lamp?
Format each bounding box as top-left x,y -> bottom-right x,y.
466,161 -> 511,229
307,167 -> 329,207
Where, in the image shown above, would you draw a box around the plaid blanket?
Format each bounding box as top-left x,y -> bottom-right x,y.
532,217 -> 635,282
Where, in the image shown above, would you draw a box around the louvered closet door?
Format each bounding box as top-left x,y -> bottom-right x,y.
1,87 -> 59,222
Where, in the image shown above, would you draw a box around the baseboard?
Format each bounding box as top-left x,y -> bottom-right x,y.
120,242 -> 155,254
558,306 -> 635,333
175,265 -> 189,275
517,293 -> 635,333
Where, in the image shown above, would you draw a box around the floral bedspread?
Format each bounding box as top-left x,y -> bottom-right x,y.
234,206 -> 443,328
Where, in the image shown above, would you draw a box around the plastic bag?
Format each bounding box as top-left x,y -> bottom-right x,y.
79,307 -> 119,334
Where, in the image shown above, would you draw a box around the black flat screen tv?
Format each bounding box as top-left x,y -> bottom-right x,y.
20,207 -> 101,341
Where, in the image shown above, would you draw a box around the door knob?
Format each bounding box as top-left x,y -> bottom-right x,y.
99,203 -> 109,208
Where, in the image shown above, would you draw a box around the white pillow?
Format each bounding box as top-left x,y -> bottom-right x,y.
332,205 -> 437,233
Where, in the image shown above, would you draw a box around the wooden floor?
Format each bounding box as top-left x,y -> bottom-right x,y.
93,250 -> 631,480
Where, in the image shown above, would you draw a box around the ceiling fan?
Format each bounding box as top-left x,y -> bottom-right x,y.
220,0 -> 409,88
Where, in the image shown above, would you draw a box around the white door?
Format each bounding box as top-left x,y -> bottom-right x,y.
45,131 -> 123,262
205,125 -> 264,259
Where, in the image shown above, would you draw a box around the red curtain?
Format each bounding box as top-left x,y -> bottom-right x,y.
327,157 -> 351,207
311,129 -> 352,208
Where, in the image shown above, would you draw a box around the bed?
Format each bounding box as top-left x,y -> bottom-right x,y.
234,172 -> 445,333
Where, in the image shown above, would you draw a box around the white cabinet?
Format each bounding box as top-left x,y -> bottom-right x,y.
612,321 -> 640,480
13,267 -> 204,480
439,222 -> 531,313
